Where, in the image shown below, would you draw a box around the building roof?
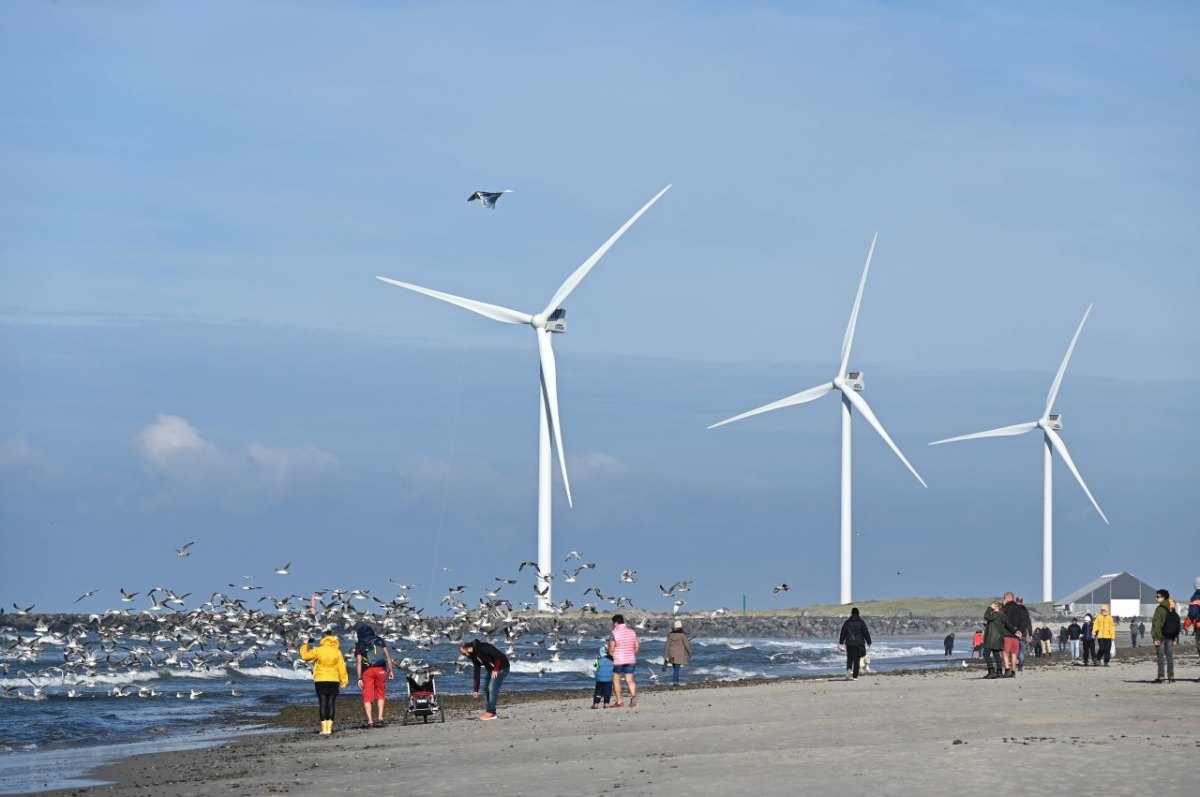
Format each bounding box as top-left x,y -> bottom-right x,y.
1056,571 -> 1158,606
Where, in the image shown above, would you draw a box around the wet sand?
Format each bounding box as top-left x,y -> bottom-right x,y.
38,647 -> 1198,796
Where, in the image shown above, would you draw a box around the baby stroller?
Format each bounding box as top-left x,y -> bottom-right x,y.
401,666 -> 444,725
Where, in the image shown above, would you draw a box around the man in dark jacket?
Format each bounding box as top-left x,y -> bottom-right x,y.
1012,596 -> 1034,671
1066,619 -> 1082,661
838,607 -> 872,681
1000,592 -> 1025,676
460,639 -> 510,720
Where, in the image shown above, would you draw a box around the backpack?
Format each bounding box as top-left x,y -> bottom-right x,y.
1161,608 -> 1181,640
359,637 -> 387,668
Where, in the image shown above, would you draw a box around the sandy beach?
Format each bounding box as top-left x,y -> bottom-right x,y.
32,647 -> 1196,797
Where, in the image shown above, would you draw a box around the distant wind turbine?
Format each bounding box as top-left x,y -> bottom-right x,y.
708,234 -> 927,605
379,185 -> 671,610
929,304 -> 1106,602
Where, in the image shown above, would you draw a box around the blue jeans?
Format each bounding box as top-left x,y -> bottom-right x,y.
1070,639 -> 1080,659
1017,639 -> 1027,671
481,668 -> 507,714
671,663 -> 682,685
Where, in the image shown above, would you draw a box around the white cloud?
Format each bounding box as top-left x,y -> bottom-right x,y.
0,434 -> 54,479
247,441 -> 340,489
134,414 -> 218,468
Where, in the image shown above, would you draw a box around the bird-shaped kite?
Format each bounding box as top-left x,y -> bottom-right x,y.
468,189 -> 513,209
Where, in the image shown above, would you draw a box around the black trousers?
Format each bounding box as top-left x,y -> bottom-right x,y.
1096,638 -> 1112,665
1082,639 -> 1096,664
845,644 -> 866,677
315,681 -> 340,721
593,681 -> 613,705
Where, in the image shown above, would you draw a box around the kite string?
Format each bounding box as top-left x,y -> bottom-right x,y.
425,346 -> 465,612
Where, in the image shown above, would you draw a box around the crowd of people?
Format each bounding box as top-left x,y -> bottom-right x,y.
294,580 -> 1200,733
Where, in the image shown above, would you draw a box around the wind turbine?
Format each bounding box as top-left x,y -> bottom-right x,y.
708,234 -> 927,604
929,304 -> 1107,603
378,185 -> 671,610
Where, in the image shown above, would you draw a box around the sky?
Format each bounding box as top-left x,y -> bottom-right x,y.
2,2 -> 1198,614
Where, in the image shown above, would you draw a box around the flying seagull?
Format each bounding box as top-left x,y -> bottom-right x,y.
772,583 -> 790,596
73,589 -> 100,604
274,563 -> 290,575
468,189 -> 513,209
176,541 -> 194,557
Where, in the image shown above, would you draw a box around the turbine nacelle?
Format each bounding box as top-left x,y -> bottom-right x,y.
1039,414 -> 1063,431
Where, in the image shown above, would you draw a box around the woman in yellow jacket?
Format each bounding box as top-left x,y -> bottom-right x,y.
1093,607 -> 1116,666
300,634 -> 349,735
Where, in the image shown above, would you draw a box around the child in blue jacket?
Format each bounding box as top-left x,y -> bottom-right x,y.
593,644 -> 614,708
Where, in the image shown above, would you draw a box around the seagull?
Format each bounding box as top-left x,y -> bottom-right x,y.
389,579 -> 418,589
564,551 -> 583,562
274,563 -> 290,575
12,603 -> 34,615
620,569 -> 637,583
189,689 -> 204,700
660,583 -> 679,598
73,589 -> 100,604
467,189 -> 513,209
672,600 -> 686,615
772,583 -> 789,596
645,666 -> 660,684
119,589 -> 139,603
176,541 -> 195,557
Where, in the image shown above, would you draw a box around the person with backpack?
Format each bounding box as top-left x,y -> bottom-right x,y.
354,624 -> 395,727
1150,589 -> 1179,684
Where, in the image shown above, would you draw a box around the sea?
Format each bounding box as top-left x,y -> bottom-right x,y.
0,630 -> 959,794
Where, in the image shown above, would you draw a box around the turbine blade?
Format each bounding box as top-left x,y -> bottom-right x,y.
842,387 -> 927,487
536,328 -> 573,508
838,232 -> 878,378
1043,427 -> 1108,523
377,276 -> 532,325
707,383 -> 834,430
929,421 -> 1039,445
542,185 -> 672,315
1044,304 -> 1093,418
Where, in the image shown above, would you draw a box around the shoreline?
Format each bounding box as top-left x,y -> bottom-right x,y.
24,644 -> 1196,797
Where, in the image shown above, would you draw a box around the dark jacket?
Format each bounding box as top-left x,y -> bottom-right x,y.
1067,622 -> 1082,640
1002,601 -> 1028,638
1188,589 -> 1200,636
839,615 -> 872,647
983,607 -> 1011,650
466,640 -> 509,691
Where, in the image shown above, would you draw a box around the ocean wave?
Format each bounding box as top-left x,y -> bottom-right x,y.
508,657 -> 594,677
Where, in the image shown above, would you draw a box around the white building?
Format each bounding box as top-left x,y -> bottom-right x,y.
1054,571 -> 1159,620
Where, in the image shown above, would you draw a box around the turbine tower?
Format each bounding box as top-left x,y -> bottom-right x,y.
929,304 -> 1107,603
378,185 -> 671,610
708,234 -> 927,604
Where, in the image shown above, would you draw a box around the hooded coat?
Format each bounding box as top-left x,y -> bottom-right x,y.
300,635 -> 349,686
664,630 -> 692,665
1093,612 -> 1115,640
983,607 -> 1013,651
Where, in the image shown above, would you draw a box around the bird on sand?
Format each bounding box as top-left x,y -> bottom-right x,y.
176,541 -> 195,557
467,189 -> 513,209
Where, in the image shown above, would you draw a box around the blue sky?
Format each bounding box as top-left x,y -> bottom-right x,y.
2,2 -> 1197,613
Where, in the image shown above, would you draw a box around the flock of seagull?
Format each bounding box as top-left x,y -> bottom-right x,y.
0,543 -> 779,703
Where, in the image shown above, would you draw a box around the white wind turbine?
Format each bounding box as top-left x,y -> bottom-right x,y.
378,185 -> 671,610
708,234 -> 927,605
929,304 -> 1107,603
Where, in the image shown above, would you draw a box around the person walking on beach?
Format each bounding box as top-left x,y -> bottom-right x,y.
1093,607 -> 1116,666
460,639 -> 510,720
972,629 -> 983,658
354,624 -> 395,728
1080,614 -> 1096,666
943,632 -> 955,657
1013,596 -> 1033,672
664,619 -> 693,686
1129,618 -> 1139,647
1040,625 -> 1053,656
838,607 -> 872,681
299,632 -> 349,736
1067,618 -> 1082,661
608,614 -> 640,707
982,601 -> 1015,679
592,644 -> 614,708
1151,589 -> 1178,684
